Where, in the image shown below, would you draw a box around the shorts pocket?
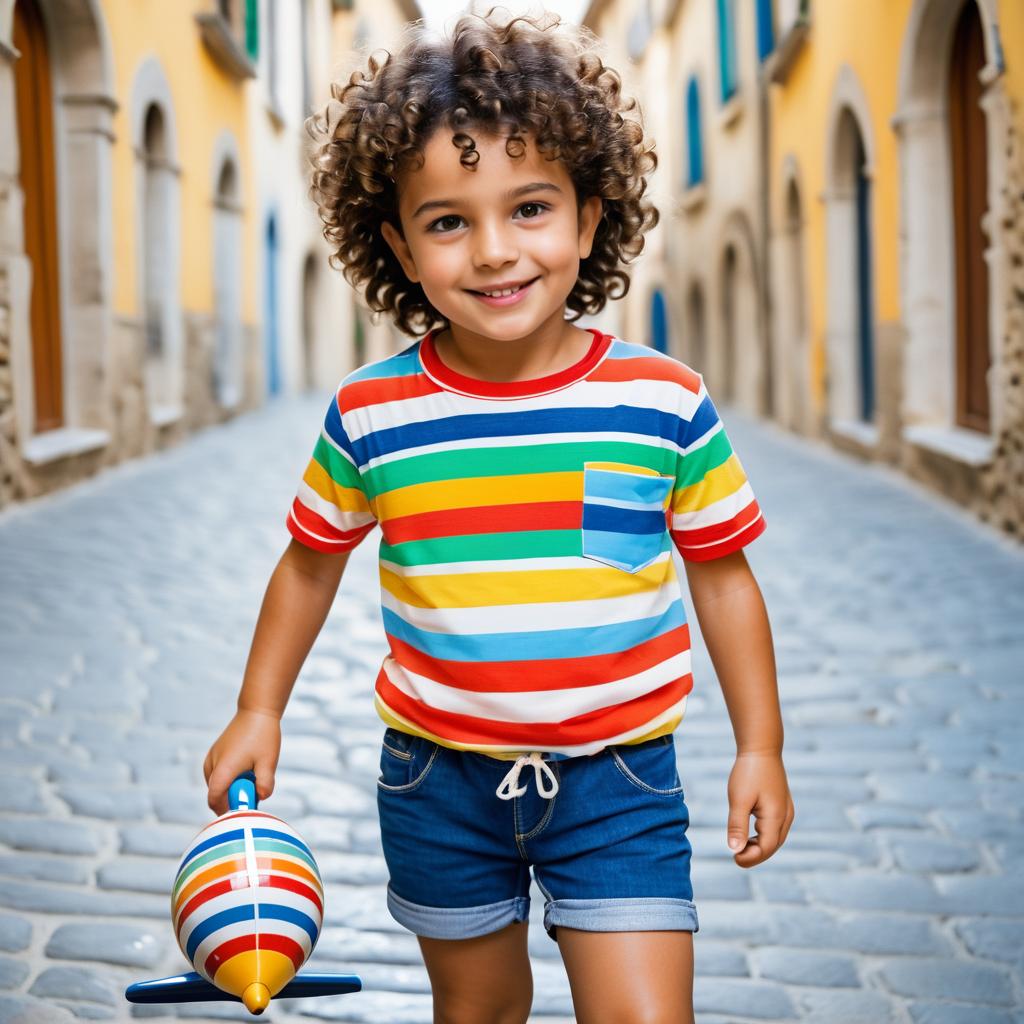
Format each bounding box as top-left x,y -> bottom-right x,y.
378,727 -> 440,792
609,735 -> 683,796
581,464 -> 673,574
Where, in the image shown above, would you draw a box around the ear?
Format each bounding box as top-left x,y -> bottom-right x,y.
577,195 -> 604,261
380,220 -> 420,284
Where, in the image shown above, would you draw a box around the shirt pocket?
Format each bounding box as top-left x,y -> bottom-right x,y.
581,463 -> 674,574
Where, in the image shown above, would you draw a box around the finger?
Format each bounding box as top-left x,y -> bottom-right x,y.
207,763 -> 237,815
778,799 -> 796,847
726,804 -> 752,853
741,812 -> 787,865
254,756 -> 276,803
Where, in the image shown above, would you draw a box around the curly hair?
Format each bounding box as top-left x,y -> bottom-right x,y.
305,5 -> 659,338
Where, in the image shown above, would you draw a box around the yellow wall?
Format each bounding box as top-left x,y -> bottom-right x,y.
771,0 -> 1023,412
105,0 -> 254,323
1001,0 -> 1024,109
769,1 -> 910,410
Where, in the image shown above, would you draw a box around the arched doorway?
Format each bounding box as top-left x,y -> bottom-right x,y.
650,288 -> 669,354
721,246 -> 738,402
301,252 -> 318,391
825,75 -> 877,430
851,115 -> 876,423
895,0 -> 1003,443
783,176 -> 809,431
949,1 -> 990,433
685,282 -> 706,374
213,156 -> 243,407
133,56 -> 183,420
264,214 -> 281,396
13,0 -> 63,433
719,222 -> 761,414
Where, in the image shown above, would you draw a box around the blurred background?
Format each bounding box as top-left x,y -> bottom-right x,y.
0,0 -> 1021,540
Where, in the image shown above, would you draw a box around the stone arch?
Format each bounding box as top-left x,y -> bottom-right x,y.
824,65 -> 878,432
0,0 -> 117,457
777,153 -> 810,433
264,210 -> 281,397
716,211 -> 763,415
131,55 -> 183,421
894,0 -> 1007,451
211,131 -> 244,407
684,278 -> 707,374
301,251 -> 319,391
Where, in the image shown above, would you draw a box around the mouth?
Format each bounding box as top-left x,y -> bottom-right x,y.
465,277 -> 540,307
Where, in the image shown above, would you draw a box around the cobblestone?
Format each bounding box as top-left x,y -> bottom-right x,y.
0,920 -> 29,955
2,398 -> 1022,1021
877,956 -> 1016,1004
45,925 -> 166,970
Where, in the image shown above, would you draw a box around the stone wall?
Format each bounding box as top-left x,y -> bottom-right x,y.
0,307 -> 265,511
977,97 -> 1024,538
900,97 -> 1024,541
0,264 -> 18,506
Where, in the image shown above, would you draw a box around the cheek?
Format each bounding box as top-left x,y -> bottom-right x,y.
533,218 -> 585,267
415,246 -> 463,287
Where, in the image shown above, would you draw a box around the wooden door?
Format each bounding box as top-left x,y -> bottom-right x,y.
949,2 -> 991,433
13,0 -> 64,432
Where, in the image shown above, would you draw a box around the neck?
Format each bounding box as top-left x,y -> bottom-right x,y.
434,314 -> 593,383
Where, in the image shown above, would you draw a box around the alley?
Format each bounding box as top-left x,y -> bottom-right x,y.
1,394 -> 1022,1023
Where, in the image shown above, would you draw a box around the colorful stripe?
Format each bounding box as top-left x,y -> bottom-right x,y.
172,810 -> 325,1000
287,328 -> 765,757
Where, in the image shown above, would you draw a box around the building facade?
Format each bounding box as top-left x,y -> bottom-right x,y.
585,0 -> 1024,539
0,0 -> 418,508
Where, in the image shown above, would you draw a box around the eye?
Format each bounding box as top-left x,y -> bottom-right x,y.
425,202 -> 551,234
423,214 -> 464,234
516,201 -> 548,220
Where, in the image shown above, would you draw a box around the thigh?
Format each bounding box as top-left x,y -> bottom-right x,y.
418,920 -> 534,1024
556,927 -> 694,1024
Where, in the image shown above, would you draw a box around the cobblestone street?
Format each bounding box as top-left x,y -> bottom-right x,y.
1,394 -> 1022,1023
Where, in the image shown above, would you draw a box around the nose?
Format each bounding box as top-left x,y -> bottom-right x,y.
472,216 -> 518,269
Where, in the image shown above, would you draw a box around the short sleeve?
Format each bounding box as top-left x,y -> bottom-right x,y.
669,378 -> 766,562
286,390 -> 378,554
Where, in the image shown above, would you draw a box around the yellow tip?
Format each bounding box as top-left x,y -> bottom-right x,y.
242,982 -> 271,1015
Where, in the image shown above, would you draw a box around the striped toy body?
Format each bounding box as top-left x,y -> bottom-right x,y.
172,809 -> 324,1004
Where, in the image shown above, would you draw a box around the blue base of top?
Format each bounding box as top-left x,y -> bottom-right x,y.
125,970 -> 362,1005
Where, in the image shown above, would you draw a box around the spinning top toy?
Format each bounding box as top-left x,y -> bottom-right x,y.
126,772 -> 361,1015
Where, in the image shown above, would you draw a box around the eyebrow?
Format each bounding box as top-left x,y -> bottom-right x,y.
411,182 -> 564,220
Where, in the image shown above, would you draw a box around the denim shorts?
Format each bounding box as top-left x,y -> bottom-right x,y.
375,727 -> 699,942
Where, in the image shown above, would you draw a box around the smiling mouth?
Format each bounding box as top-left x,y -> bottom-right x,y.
468,278 -> 540,299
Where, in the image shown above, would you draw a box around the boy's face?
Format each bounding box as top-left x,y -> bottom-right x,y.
381,128 -> 603,343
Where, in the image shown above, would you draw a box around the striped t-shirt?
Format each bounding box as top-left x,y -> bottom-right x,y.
287,327 -> 766,760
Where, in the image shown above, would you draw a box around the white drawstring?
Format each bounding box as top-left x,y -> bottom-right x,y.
495,752 -> 560,800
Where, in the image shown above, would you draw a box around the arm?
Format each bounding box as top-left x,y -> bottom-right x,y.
683,549 -> 794,867
203,538 -> 353,813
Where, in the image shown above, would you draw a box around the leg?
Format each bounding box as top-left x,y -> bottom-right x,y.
556,927 -> 694,1024
417,919 -> 534,1024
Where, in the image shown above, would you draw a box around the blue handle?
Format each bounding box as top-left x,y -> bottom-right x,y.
228,772 -> 258,812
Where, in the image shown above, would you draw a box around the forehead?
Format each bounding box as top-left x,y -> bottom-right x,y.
397,129 -> 572,214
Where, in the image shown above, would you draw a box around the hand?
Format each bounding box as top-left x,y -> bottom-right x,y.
203,709 -> 282,815
725,751 -> 795,868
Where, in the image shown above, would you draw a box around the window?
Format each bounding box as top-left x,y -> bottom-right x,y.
755,0 -> 775,61
717,0 -> 738,102
685,77 -> 704,187
245,0 -> 259,60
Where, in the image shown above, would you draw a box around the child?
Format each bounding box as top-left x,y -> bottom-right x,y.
204,8 -> 794,1022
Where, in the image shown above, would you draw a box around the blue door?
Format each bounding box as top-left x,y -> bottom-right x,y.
264,214 -> 281,396
854,139 -> 875,422
650,288 -> 669,354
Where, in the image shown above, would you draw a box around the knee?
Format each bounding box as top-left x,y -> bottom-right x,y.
433,997 -> 532,1024
609,1004 -> 695,1024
